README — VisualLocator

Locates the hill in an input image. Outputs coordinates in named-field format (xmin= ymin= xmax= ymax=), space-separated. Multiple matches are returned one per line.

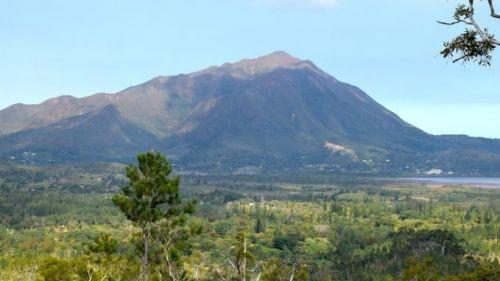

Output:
xmin=1 ymin=51 xmax=499 ymax=175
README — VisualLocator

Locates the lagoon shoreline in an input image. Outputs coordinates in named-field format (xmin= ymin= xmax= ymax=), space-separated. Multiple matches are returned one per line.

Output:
xmin=388 ymin=177 xmax=500 ymax=189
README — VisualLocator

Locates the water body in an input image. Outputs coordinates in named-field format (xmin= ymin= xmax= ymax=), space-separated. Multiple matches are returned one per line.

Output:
xmin=394 ymin=177 xmax=500 ymax=188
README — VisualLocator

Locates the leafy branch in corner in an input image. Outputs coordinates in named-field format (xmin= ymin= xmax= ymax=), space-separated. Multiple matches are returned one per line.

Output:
xmin=439 ymin=0 xmax=500 ymax=66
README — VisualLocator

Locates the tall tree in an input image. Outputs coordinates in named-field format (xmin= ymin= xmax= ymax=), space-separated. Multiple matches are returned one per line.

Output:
xmin=112 ymin=152 xmax=183 ymax=281
xmin=216 ymin=232 xmax=259 ymax=281
xmin=440 ymin=0 xmax=500 ymax=66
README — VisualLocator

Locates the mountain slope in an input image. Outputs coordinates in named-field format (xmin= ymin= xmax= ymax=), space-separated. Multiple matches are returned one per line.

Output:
xmin=0 ymin=94 xmax=109 ymax=136
xmin=0 ymin=51 xmax=499 ymax=175
xmin=0 ymin=105 xmax=160 ymax=164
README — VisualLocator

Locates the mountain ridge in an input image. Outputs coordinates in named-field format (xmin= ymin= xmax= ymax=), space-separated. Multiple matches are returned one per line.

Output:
xmin=1 ymin=51 xmax=500 ymax=175
xmin=0 ymin=51 xmax=322 ymax=138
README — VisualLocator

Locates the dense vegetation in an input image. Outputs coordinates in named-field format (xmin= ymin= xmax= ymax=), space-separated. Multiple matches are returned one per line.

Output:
xmin=0 ymin=160 xmax=499 ymax=280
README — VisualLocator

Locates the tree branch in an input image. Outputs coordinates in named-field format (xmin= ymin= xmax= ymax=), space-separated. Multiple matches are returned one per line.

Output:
xmin=488 ymin=0 xmax=500 ymax=18
xmin=437 ymin=19 xmax=472 ymax=26
xmin=468 ymin=0 xmax=500 ymax=45
xmin=215 ymin=268 xmax=227 ymax=281
xmin=220 ymin=253 xmax=238 ymax=271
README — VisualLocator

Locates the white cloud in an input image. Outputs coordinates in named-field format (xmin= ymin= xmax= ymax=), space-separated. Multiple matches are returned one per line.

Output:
xmin=256 ymin=0 xmax=338 ymax=9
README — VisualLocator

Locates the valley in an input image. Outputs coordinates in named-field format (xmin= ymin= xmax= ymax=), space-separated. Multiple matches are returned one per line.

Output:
xmin=0 ymin=162 xmax=499 ymax=280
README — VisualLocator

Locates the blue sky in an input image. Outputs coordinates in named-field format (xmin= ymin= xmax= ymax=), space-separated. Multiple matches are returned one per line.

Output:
xmin=1 ymin=0 xmax=499 ymax=138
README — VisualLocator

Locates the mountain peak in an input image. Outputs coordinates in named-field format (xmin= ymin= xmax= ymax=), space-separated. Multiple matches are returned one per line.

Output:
xmin=227 ymin=51 xmax=304 ymax=75
xmin=249 ymin=50 xmax=302 ymax=65
xmin=195 ymin=51 xmax=317 ymax=78
xmin=268 ymin=50 xmax=293 ymax=56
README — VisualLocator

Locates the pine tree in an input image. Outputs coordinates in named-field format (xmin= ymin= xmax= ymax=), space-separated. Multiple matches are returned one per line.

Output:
xmin=112 ymin=152 xmax=184 ymax=280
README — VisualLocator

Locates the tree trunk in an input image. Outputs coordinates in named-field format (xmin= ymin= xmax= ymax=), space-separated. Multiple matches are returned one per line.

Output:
xmin=242 ymin=235 xmax=247 ymax=281
xmin=141 ymin=225 xmax=150 ymax=281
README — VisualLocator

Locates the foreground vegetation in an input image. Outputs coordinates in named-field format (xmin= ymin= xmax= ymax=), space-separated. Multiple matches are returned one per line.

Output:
xmin=0 ymin=158 xmax=499 ymax=280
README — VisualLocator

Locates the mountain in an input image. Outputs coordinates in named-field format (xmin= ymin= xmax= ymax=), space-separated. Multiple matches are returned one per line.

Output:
xmin=1 ymin=51 xmax=500 ymax=175
xmin=0 ymin=105 xmax=159 ymax=164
